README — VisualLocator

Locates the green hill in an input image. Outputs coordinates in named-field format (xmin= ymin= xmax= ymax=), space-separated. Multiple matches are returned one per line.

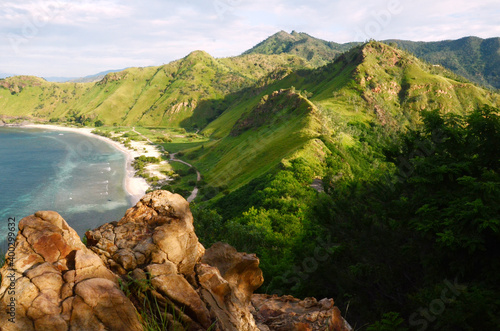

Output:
xmin=186 ymin=41 xmax=500 ymax=329
xmin=245 ymin=32 xmax=500 ymax=89
xmin=192 ymin=88 xmax=325 ymax=191
xmin=175 ymin=41 xmax=499 ymax=195
xmin=0 ymin=52 xmax=310 ymax=127
xmin=2 ymin=33 xmax=499 ymax=127
xmin=243 ymin=30 xmax=358 ymax=67
xmin=387 ymin=36 xmax=500 ymax=89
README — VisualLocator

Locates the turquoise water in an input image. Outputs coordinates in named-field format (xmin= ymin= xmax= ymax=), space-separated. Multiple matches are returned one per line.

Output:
xmin=0 ymin=127 xmax=131 ymax=248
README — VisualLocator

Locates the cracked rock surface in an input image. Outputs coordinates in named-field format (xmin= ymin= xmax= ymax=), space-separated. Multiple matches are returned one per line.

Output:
xmin=0 ymin=211 xmax=142 ymax=331
xmin=0 ymin=191 xmax=351 ymax=331
xmin=251 ymin=294 xmax=352 ymax=331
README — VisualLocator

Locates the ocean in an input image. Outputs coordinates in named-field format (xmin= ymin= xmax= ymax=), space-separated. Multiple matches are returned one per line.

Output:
xmin=0 ymin=127 xmax=131 ymax=250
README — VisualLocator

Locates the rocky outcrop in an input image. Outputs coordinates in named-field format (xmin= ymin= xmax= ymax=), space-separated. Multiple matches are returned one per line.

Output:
xmin=251 ymin=295 xmax=352 ymax=331
xmin=198 ymin=242 xmax=264 ymax=330
xmin=85 ymin=190 xmax=213 ymax=330
xmin=0 ymin=211 xmax=142 ymax=331
xmin=0 ymin=190 xmax=351 ymax=331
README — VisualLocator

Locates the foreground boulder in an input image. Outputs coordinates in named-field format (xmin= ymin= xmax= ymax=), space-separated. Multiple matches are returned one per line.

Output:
xmin=0 ymin=190 xmax=351 ymax=330
xmin=0 ymin=211 xmax=142 ymax=331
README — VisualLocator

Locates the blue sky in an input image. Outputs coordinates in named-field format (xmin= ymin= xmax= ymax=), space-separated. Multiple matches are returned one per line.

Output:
xmin=1 ymin=0 xmax=499 ymax=77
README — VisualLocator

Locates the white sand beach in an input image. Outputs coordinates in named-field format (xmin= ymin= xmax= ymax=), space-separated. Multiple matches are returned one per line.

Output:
xmin=21 ymin=124 xmax=155 ymax=205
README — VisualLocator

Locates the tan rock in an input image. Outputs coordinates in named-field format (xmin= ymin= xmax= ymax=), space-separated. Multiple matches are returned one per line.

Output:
xmin=26 ymin=263 xmax=63 ymax=293
xmin=34 ymin=314 xmax=68 ymax=331
xmin=69 ymin=296 xmax=106 ymax=331
xmin=251 ymin=294 xmax=352 ymax=331
xmin=74 ymin=278 xmax=142 ymax=331
xmin=74 ymin=249 xmax=116 ymax=283
xmin=197 ymin=262 xmax=260 ymax=331
xmin=113 ymin=248 xmax=138 ymax=271
xmin=1 ymin=191 xmax=352 ymax=331
xmin=86 ymin=191 xmax=213 ymax=330
xmin=27 ymin=290 xmax=61 ymax=320
xmin=10 ymin=236 xmax=44 ymax=274
xmin=34 ymin=211 xmax=65 ymax=229
xmin=152 ymin=274 xmax=212 ymax=328
xmin=0 ymin=211 xmax=142 ymax=331
xmin=202 ymin=242 xmax=264 ymax=303
xmin=87 ymin=191 xmax=205 ymax=278
xmin=145 ymin=262 xmax=177 ymax=277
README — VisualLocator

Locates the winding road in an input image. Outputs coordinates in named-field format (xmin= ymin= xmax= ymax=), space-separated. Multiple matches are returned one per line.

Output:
xmin=132 ymin=128 xmax=201 ymax=202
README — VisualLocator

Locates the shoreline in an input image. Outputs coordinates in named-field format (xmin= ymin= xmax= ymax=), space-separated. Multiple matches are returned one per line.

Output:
xmin=19 ymin=124 xmax=151 ymax=205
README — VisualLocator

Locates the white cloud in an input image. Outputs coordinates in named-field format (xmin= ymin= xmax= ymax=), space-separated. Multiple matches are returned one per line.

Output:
xmin=0 ymin=0 xmax=499 ymax=77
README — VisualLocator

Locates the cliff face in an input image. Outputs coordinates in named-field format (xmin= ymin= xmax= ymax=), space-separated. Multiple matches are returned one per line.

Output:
xmin=0 ymin=190 xmax=351 ymax=331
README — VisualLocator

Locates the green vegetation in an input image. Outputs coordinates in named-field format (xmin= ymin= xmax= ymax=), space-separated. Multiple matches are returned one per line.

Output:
xmin=133 ymin=155 xmax=161 ymax=171
xmin=387 ymin=36 xmax=500 ymax=89
xmin=160 ymin=161 xmax=197 ymax=199
xmin=188 ymin=42 xmax=500 ymax=329
xmin=247 ymin=32 xmax=500 ymax=90
xmin=118 ymin=272 xmax=209 ymax=330
xmin=1 ymin=38 xmax=500 ymax=330
xmin=243 ymin=30 xmax=357 ymax=67
xmin=0 ymin=53 xmax=310 ymax=127
xmin=189 ymin=41 xmax=497 ymax=196
xmin=193 ymin=104 xmax=500 ymax=330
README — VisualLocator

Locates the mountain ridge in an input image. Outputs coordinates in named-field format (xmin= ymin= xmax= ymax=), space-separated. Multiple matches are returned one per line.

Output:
xmin=176 ymin=41 xmax=499 ymax=195
xmin=0 ymin=52 xmax=311 ymax=127
xmin=245 ymin=31 xmax=500 ymax=89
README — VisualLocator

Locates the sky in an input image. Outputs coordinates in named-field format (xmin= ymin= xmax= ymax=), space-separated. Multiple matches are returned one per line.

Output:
xmin=1 ymin=0 xmax=499 ymax=78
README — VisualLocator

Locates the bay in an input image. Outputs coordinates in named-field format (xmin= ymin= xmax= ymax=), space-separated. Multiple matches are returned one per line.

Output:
xmin=0 ymin=127 xmax=131 ymax=251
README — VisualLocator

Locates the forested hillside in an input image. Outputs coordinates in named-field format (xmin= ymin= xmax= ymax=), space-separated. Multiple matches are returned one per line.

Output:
xmin=243 ymin=30 xmax=358 ymax=67
xmin=245 ymin=31 xmax=500 ymax=90
xmin=388 ymin=36 xmax=500 ymax=89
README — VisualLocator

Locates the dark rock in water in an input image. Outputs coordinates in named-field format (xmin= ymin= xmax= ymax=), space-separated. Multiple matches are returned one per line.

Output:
xmin=0 ymin=190 xmax=351 ymax=331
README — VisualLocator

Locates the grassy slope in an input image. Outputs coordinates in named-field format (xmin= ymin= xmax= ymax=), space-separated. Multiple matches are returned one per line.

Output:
xmin=295 ymin=42 xmax=497 ymax=129
xmin=0 ymin=52 xmax=310 ymax=126
xmin=188 ymin=42 xmax=499 ymax=195
xmin=1 ymin=41 xmax=499 ymax=199
xmin=193 ymin=89 xmax=325 ymax=190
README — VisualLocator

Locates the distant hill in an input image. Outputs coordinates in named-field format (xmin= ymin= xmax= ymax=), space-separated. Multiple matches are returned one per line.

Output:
xmin=245 ymin=31 xmax=500 ymax=89
xmin=386 ymin=36 xmax=500 ymax=89
xmin=243 ymin=30 xmax=358 ymax=67
xmin=0 ymin=72 xmax=14 ymax=79
xmin=43 ymin=69 xmax=128 ymax=83
xmin=69 ymin=69 xmax=129 ymax=83
xmin=43 ymin=76 xmax=78 ymax=83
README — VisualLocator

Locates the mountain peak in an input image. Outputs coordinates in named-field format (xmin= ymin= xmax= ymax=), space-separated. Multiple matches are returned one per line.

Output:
xmin=184 ymin=50 xmax=214 ymax=60
xmin=271 ymin=30 xmax=297 ymax=41
xmin=243 ymin=31 xmax=353 ymax=67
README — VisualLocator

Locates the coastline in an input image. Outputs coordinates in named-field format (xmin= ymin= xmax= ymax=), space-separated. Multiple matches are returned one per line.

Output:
xmin=20 ymin=124 xmax=151 ymax=205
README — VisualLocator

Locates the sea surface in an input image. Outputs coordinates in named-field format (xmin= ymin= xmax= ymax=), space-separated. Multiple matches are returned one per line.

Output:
xmin=0 ymin=127 xmax=131 ymax=251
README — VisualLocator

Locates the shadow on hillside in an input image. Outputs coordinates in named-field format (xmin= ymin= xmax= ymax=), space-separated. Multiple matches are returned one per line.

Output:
xmin=179 ymin=66 xmax=324 ymax=132
xmin=179 ymin=85 xmax=258 ymax=131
